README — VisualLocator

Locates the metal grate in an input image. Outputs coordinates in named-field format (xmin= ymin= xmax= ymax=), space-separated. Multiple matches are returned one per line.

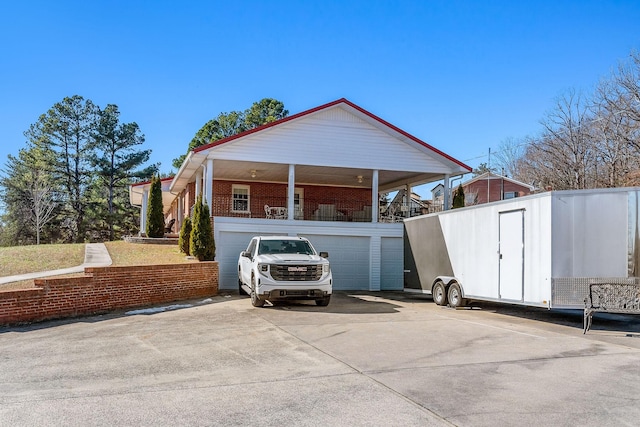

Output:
xmin=270 ymin=264 xmax=323 ymax=281
xmin=552 ymin=277 xmax=639 ymax=308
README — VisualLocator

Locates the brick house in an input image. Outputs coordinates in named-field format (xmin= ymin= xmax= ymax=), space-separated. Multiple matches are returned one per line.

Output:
xmin=462 ymin=172 xmax=534 ymax=206
xmin=130 ymin=98 xmax=471 ymax=291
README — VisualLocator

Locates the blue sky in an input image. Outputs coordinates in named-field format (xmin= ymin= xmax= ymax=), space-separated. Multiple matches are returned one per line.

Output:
xmin=1 ymin=0 xmax=639 ymax=198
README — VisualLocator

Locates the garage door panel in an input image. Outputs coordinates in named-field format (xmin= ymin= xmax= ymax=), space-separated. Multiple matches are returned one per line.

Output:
xmin=214 ymin=219 xmax=403 ymax=292
xmin=304 ymin=235 xmax=370 ymax=290
xmin=381 ymin=237 xmax=403 ymax=290
xmin=217 ymin=232 xmax=257 ymax=290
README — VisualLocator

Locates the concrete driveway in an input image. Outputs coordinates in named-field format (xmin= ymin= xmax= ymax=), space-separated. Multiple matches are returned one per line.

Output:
xmin=1 ymin=291 xmax=640 ymax=426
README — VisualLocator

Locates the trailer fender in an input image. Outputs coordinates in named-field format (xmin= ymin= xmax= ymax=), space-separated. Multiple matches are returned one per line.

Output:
xmin=434 ymin=276 xmax=459 ymax=289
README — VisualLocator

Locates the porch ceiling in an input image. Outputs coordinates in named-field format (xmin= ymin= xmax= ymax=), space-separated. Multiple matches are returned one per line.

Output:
xmin=213 ymin=160 xmax=445 ymax=192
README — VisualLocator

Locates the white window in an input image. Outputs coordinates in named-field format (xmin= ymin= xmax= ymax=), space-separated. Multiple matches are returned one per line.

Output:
xmin=232 ymin=185 xmax=250 ymax=212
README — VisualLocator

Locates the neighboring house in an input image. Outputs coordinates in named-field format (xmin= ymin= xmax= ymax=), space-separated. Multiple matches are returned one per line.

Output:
xmin=462 ymin=172 xmax=534 ymax=205
xmin=430 ymin=183 xmax=446 ymax=212
xmin=128 ymin=177 xmax=176 ymax=233
xmin=129 ymin=98 xmax=471 ymax=291
xmin=381 ymin=189 xmax=433 ymax=221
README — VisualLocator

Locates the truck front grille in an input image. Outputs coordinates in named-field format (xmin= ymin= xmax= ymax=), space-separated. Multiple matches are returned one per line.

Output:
xmin=271 ymin=264 xmax=322 ymax=281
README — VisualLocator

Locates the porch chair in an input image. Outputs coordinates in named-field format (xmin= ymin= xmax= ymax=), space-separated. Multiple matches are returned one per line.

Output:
xmin=164 ymin=218 xmax=176 ymax=233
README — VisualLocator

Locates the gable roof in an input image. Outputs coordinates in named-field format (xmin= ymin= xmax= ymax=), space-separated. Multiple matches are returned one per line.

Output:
xmin=170 ymin=98 xmax=471 ymax=193
xmin=431 ymin=183 xmax=445 ymax=192
xmin=192 ymin=98 xmax=470 ymax=169
xmin=129 ymin=177 xmax=175 ymax=213
xmin=462 ymin=172 xmax=534 ymax=190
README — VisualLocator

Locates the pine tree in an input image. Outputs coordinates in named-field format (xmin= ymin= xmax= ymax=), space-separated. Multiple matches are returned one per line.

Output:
xmin=190 ymin=194 xmax=215 ymax=261
xmin=146 ymin=175 xmax=164 ymax=237
xmin=91 ymin=104 xmax=156 ymax=240
xmin=178 ymin=216 xmax=192 ymax=255
xmin=24 ymin=95 xmax=97 ymax=242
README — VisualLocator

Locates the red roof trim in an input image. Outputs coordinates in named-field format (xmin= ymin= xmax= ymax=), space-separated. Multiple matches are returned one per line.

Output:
xmin=193 ymin=98 xmax=346 ymax=153
xmin=130 ymin=176 xmax=174 ymax=187
xmin=192 ymin=98 xmax=471 ymax=172
xmin=339 ymin=99 xmax=472 ymax=171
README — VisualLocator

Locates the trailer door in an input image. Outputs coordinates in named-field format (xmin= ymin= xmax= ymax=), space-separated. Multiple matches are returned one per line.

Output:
xmin=499 ymin=209 xmax=524 ymax=301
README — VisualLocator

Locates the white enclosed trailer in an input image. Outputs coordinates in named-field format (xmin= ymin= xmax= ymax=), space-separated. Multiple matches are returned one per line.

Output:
xmin=403 ymin=188 xmax=640 ymax=309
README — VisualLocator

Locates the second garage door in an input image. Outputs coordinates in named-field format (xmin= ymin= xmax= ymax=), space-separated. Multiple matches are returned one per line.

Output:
xmin=302 ymin=234 xmax=370 ymax=290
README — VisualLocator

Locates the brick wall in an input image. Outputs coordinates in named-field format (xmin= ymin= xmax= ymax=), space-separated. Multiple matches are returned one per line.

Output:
xmin=0 ymin=262 xmax=218 ymax=326
xmin=212 ymin=180 xmax=371 ymax=220
xmin=168 ymin=180 xmax=373 ymax=231
xmin=464 ymin=179 xmax=532 ymax=204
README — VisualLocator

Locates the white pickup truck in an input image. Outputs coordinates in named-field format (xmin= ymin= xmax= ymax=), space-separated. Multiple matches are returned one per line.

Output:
xmin=238 ymin=236 xmax=332 ymax=307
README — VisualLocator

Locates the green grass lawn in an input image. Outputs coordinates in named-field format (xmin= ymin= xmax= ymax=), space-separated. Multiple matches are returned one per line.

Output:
xmin=0 ymin=241 xmax=196 ymax=291
xmin=0 ymin=243 xmax=85 ymax=277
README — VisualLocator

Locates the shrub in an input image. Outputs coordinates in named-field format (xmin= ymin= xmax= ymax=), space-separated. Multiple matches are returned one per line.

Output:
xmin=452 ymin=184 xmax=465 ymax=209
xmin=178 ymin=216 xmax=192 ymax=255
xmin=146 ymin=175 xmax=165 ymax=238
xmin=190 ymin=195 xmax=215 ymax=261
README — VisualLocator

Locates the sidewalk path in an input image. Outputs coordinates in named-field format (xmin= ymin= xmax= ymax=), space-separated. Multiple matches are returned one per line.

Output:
xmin=0 ymin=243 xmax=112 ymax=285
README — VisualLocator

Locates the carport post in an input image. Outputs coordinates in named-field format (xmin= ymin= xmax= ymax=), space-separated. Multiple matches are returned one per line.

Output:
xmin=371 ymin=169 xmax=379 ymax=223
xmin=140 ymin=187 xmax=148 ymax=236
xmin=288 ymin=164 xmax=295 ymax=221
xmin=206 ymin=158 xmax=213 ymax=213
xmin=177 ymin=193 xmax=183 ymax=230
xmin=443 ymin=174 xmax=450 ymax=211
xmin=195 ymin=169 xmax=202 ymax=198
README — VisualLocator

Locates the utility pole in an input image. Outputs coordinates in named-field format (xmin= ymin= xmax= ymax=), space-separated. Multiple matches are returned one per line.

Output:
xmin=487 ymin=147 xmax=491 ymax=203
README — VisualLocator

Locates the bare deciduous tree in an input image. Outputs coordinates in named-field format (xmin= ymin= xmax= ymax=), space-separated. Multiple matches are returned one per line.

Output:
xmin=492 ymin=136 xmax=528 ymax=181
xmin=498 ymin=50 xmax=640 ymax=192
xmin=27 ymin=173 xmax=57 ymax=244
xmin=520 ymin=90 xmax=596 ymax=190
xmin=592 ymin=50 xmax=640 ymax=186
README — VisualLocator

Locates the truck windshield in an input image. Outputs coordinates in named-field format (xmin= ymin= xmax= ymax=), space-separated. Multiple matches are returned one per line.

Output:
xmin=258 ymin=240 xmax=315 ymax=255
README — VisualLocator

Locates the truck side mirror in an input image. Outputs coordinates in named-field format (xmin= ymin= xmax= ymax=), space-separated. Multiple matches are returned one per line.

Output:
xmin=319 ymin=251 xmax=329 ymax=258
xmin=241 ymin=251 xmax=251 ymax=258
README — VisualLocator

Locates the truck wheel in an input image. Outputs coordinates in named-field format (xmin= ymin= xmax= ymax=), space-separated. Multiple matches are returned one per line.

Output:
xmin=315 ymin=295 xmax=331 ymax=306
xmin=250 ymin=275 xmax=265 ymax=307
xmin=447 ymin=283 xmax=466 ymax=308
xmin=432 ymin=281 xmax=447 ymax=306
xmin=238 ymin=278 xmax=247 ymax=296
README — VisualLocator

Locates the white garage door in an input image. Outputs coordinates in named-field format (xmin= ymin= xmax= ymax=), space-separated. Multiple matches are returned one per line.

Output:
xmin=303 ymin=235 xmax=370 ymax=290
xmin=381 ymin=237 xmax=403 ymax=290
xmin=216 ymin=231 xmax=258 ymax=290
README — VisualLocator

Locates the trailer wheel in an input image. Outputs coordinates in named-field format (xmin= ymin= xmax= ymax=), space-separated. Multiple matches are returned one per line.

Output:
xmin=432 ymin=281 xmax=447 ymax=306
xmin=447 ymin=283 xmax=466 ymax=308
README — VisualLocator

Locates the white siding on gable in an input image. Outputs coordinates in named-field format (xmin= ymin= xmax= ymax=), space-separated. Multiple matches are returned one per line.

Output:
xmin=210 ymin=106 xmax=453 ymax=174
xmin=311 ymin=107 xmax=368 ymax=124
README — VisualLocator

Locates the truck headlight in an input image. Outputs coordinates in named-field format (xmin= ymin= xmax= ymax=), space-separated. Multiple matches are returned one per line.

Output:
xmin=323 ymin=263 xmax=330 ymax=274
xmin=258 ymin=263 xmax=269 ymax=276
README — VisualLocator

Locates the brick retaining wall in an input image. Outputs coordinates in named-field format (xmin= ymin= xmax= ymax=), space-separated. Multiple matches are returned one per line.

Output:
xmin=0 ymin=262 xmax=218 ymax=326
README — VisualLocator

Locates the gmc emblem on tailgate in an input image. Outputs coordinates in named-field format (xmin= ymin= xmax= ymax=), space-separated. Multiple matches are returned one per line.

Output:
xmin=288 ymin=266 xmax=307 ymax=272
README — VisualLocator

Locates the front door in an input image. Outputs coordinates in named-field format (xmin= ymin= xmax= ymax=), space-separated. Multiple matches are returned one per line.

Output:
xmin=499 ymin=209 xmax=524 ymax=301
